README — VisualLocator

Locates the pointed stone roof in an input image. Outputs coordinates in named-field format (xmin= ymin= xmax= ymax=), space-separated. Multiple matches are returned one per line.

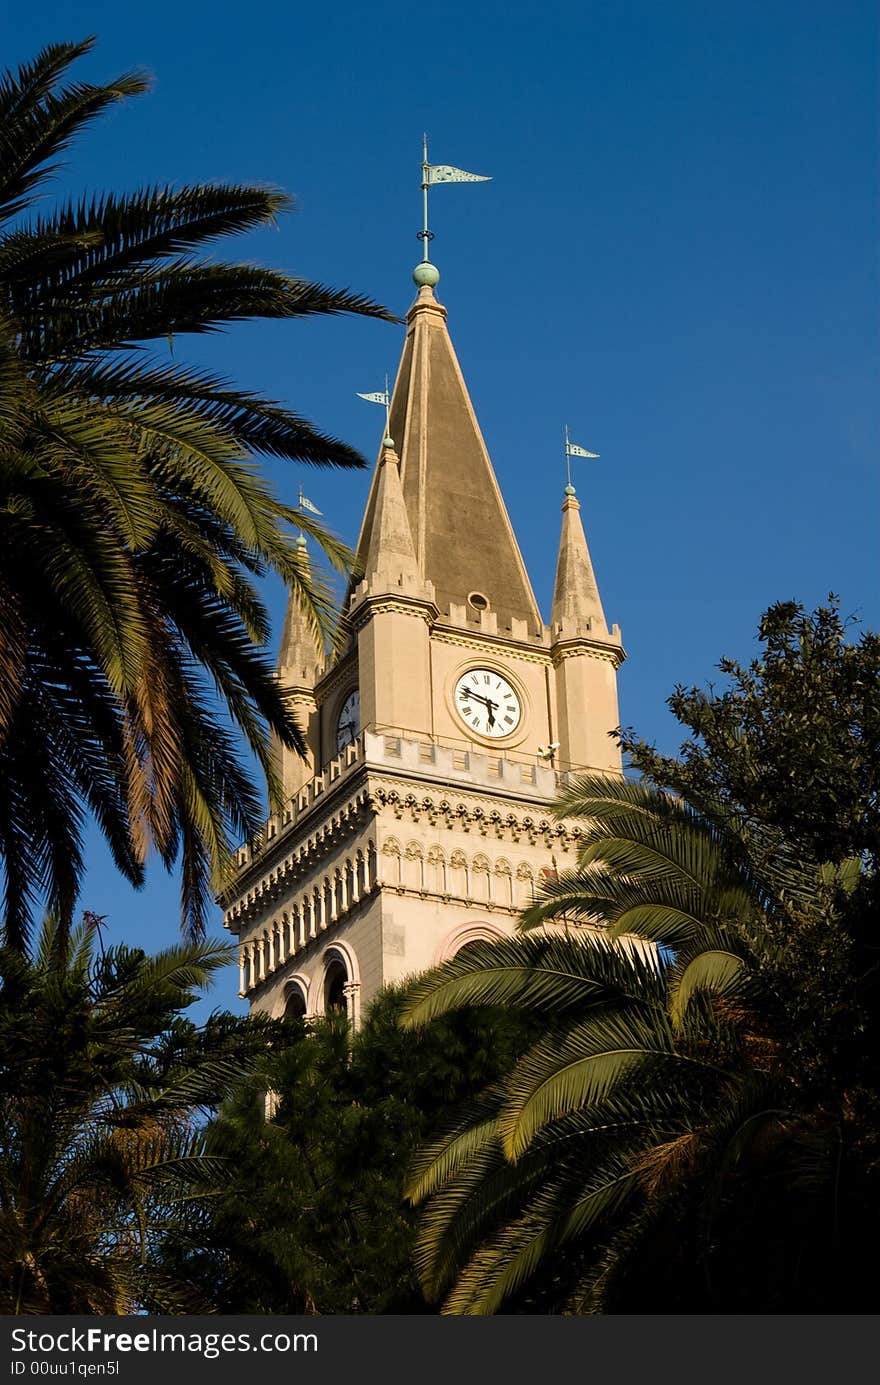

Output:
xmin=551 ymin=485 xmax=609 ymax=638
xmin=277 ymin=537 xmax=324 ymax=687
xmin=353 ymin=278 xmax=542 ymax=632
xmin=362 ymin=439 xmax=422 ymax=591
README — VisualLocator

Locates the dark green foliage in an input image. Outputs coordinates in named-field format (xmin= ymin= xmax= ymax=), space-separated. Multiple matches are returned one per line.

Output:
xmin=620 ymin=596 xmax=879 ymax=876
xmin=0 ymin=913 xmax=271 ymax=1313
xmin=621 ymin=596 xmax=880 ymax=1094
xmin=158 ymin=988 xmax=537 ymax=1313
xmin=402 ymin=603 xmax=880 ymax=1314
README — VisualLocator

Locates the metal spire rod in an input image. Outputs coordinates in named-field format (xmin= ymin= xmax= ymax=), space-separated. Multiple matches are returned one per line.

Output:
xmin=564 ymin=424 xmax=572 ymax=489
xmin=417 ymin=137 xmax=490 ymax=264
xmin=419 ymin=132 xmax=433 ymax=262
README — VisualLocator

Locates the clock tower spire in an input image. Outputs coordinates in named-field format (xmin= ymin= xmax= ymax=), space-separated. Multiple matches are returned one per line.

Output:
xmin=355 ymin=268 xmax=542 ymax=634
xmin=222 ymin=260 xmax=627 ymax=1025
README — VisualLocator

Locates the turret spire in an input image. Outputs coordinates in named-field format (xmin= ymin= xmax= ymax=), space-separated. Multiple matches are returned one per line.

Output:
xmin=275 ymin=536 xmax=325 ymax=799
xmin=551 ymin=484 xmax=608 ymax=637
xmin=278 ymin=537 xmax=323 ymax=685
xmin=361 ymin=438 xmax=422 ymax=590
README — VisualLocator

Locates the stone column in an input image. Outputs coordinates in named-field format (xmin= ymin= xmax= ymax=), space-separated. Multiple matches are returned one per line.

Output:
xmin=343 ymin=981 xmax=361 ymax=1030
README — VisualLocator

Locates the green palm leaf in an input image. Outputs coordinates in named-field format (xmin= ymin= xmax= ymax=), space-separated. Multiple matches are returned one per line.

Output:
xmin=0 ymin=39 xmax=394 ymax=944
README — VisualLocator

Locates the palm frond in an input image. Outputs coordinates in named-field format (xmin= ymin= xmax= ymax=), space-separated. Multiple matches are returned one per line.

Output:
xmin=401 ymin=934 xmax=665 ymax=1030
xmin=0 ymin=61 xmax=149 ymax=223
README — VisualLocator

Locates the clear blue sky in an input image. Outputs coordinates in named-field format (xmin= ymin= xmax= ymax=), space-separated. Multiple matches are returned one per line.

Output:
xmin=5 ymin=1 xmax=878 ymax=1015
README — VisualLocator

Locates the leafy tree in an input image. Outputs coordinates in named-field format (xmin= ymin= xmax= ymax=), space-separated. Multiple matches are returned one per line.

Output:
xmin=160 ymin=988 xmax=537 ymax=1313
xmin=0 ymin=913 xmax=269 ymax=1313
xmin=620 ymin=597 xmax=879 ymax=880
xmin=621 ymin=596 xmax=880 ymax=1096
xmin=402 ymin=603 xmax=880 ymax=1313
xmin=0 ymin=39 xmax=394 ymax=945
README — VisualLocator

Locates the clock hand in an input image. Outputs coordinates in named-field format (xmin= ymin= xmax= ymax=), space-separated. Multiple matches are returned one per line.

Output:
xmin=462 ymin=686 xmax=500 ymax=730
xmin=464 ymin=687 xmax=498 ymax=710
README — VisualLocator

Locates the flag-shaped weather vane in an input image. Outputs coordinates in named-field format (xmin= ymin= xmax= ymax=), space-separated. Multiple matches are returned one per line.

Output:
xmin=297 ymin=484 xmax=321 ymax=517
xmin=414 ymin=135 xmax=491 ymax=289
xmin=356 ymin=374 xmax=393 ymax=447
xmin=564 ymin=425 xmax=600 ymax=491
xmin=295 ymin=484 xmax=322 ymax=553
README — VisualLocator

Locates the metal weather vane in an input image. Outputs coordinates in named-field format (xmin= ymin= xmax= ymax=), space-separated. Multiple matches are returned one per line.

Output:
xmin=356 ymin=374 xmax=393 ymax=443
xmin=295 ymin=484 xmax=322 ymax=548
xmin=563 ymin=424 xmax=600 ymax=489
xmin=297 ymin=484 xmax=321 ymax=517
xmin=418 ymin=134 xmax=491 ymax=262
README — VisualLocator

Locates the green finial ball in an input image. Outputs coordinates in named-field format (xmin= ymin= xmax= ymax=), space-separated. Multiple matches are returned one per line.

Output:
xmin=413 ymin=261 xmax=440 ymax=288
xmin=564 ymin=483 xmax=576 ymax=497
xmin=383 ymin=434 xmax=395 ymax=449
xmin=296 ymin=533 xmax=308 ymax=551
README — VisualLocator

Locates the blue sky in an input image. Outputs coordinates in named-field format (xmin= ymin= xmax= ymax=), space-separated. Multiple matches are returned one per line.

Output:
xmin=5 ymin=1 xmax=878 ymax=1015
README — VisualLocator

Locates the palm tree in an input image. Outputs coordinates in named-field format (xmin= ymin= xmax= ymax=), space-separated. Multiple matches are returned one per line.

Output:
xmin=0 ymin=912 xmax=270 ymax=1313
xmin=0 ymin=38 xmax=395 ymax=945
xmin=402 ymin=775 xmax=872 ymax=1313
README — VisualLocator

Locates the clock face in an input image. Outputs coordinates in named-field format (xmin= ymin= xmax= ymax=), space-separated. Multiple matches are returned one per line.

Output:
xmin=454 ymin=669 xmax=522 ymax=739
xmin=336 ymin=688 xmax=360 ymax=752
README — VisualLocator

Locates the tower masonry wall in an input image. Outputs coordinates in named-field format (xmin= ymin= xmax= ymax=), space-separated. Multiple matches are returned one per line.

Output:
xmin=223 ymin=730 xmax=591 ymax=1023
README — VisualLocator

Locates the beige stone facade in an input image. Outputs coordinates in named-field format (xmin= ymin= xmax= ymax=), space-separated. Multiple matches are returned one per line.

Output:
xmin=220 ymin=274 xmax=626 ymax=1023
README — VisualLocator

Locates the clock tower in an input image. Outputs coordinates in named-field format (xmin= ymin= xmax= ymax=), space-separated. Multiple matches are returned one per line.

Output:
xmin=221 ymin=262 xmax=626 ymax=1024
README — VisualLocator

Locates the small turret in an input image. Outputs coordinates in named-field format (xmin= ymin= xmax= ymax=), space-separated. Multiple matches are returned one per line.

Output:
xmin=278 ymin=536 xmax=324 ymax=685
xmin=275 ymin=536 xmax=324 ymax=798
xmin=551 ymin=484 xmax=608 ymax=638
xmin=361 ymin=438 xmax=422 ymax=592
xmin=549 ymin=484 xmax=624 ymax=774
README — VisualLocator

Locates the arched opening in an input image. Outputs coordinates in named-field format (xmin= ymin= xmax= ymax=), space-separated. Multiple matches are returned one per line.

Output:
xmin=284 ymin=985 xmax=307 ymax=1021
xmin=324 ymin=956 xmax=348 ymax=1014
xmin=434 ymin=922 xmax=508 ymax=966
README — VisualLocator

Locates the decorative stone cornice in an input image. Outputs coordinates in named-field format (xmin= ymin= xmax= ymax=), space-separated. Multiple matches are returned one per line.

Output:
xmin=348 ymin=593 xmax=439 ymax=631
xmin=222 ymin=758 xmax=587 ymax=935
xmin=220 ymin=779 xmax=372 ymax=915
xmin=367 ymin=775 xmax=583 ymax=850
xmin=430 ymin=626 xmax=553 ymax=666
xmin=552 ymin=637 xmax=626 ymax=668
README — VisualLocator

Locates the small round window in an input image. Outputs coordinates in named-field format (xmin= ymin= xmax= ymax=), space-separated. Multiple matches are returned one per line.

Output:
xmin=468 ymin=591 xmax=489 ymax=612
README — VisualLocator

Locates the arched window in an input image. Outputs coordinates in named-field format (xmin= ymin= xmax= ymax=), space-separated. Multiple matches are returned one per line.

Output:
xmin=472 ymin=854 xmax=491 ymax=903
xmin=284 ymin=984 xmax=307 ymax=1021
xmin=516 ymin=862 xmax=535 ymax=907
xmin=494 ymin=859 xmax=513 ymax=908
xmin=324 ymin=956 xmax=348 ymax=1014
xmin=381 ymin=838 xmax=401 ymax=887
xmin=404 ymin=841 xmax=424 ymax=890
xmin=450 ymin=850 xmax=468 ymax=898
